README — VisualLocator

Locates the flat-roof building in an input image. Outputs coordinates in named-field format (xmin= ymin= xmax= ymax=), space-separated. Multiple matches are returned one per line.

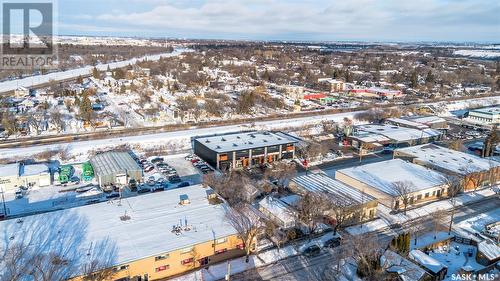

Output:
xmin=395 ymin=144 xmax=500 ymax=190
xmin=0 ymin=162 xmax=50 ymax=193
xmin=291 ymin=173 xmax=378 ymax=222
xmin=466 ymin=106 xmax=500 ymax=125
xmin=193 ymin=131 xmax=299 ymax=170
xmin=349 ymin=124 xmax=443 ymax=151
xmin=90 ymin=152 xmax=142 ymax=187
xmin=336 ymin=159 xmax=447 ymax=209
xmin=0 ymin=184 xmax=244 ymax=280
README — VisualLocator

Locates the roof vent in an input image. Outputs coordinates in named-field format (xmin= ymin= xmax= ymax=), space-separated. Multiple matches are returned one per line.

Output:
xmin=216 ymin=145 xmax=221 ymax=149
xmin=233 ymin=143 xmax=238 ymax=147
xmin=263 ymin=139 xmax=268 ymax=143
xmin=205 ymin=139 xmax=210 ymax=143
xmin=250 ymin=134 xmax=256 ymax=138
xmin=248 ymin=141 xmax=253 ymax=145
xmin=180 ymin=194 xmax=190 ymax=205
xmin=236 ymin=136 xmax=241 ymax=139
xmin=221 ymin=137 xmax=226 ymax=141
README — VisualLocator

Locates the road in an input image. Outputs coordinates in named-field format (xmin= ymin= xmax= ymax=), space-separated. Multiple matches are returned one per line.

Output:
xmin=227 ymin=196 xmax=500 ymax=281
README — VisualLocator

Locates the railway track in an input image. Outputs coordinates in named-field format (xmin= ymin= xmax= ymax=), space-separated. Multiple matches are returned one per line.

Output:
xmin=1 ymin=94 xmax=499 ymax=149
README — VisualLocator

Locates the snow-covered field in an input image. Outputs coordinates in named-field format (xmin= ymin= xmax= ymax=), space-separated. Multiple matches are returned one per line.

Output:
xmin=453 ymin=49 xmax=500 ymax=59
xmin=0 ymin=48 xmax=191 ymax=93
xmin=1 ymin=111 xmax=361 ymax=161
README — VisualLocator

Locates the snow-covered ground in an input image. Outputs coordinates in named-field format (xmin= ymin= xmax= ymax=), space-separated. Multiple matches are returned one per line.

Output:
xmin=453 ymin=50 xmax=500 ymax=59
xmin=346 ymin=187 xmax=498 ymax=235
xmin=0 ymin=48 xmax=191 ymax=93
xmin=430 ymin=242 xmax=485 ymax=281
xmin=1 ymin=111 xmax=362 ymax=161
xmin=171 ymin=232 xmax=339 ymax=281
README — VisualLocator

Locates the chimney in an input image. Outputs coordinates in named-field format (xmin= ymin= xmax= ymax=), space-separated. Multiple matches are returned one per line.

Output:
xmin=179 ymin=194 xmax=190 ymax=205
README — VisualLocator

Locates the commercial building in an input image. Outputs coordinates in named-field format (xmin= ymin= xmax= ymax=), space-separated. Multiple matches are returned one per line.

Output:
xmin=193 ymin=131 xmax=299 ymax=170
xmin=336 ymin=159 xmax=447 ymax=209
xmin=90 ymin=152 xmax=142 ymax=187
xmin=348 ymin=88 xmax=402 ymax=99
xmin=290 ymin=173 xmax=378 ymax=222
xmin=385 ymin=116 xmax=448 ymax=131
xmin=349 ymin=124 xmax=443 ymax=151
xmin=0 ymin=162 xmax=51 ymax=193
xmin=395 ymin=144 xmax=500 ymax=191
xmin=466 ymin=106 xmax=500 ymax=125
xmin=0 ymin=185 xmax=244 ymax=281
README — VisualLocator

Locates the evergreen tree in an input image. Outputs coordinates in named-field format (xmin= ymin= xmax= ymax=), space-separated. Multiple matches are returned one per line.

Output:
xmin=425 ymin=70 xmax=435 ymax=84
xmin=92 ymin=67 xmax=99 ymax=79
xmin=410 ymin=70 xmax=418 ymax=88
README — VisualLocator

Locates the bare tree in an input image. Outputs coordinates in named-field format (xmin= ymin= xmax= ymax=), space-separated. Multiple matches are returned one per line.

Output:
xmin=392 ymin=181 xmax=415 ymax=215
xmin=264 ymin=161 xmax=297 ymax=190
xmin=296 ymin=192 xmax=328 ymax=239
xmin=0 ymin=212 xmax=117 ymax=281
xmin=431 ymin=209 xmax=449 ymax=239
xmin=327 ymin=192 xmax=362 ymax=236
xmin=440 ymin=174 xmax=464 ymax=234
xmin=224 ymin=203 xmax=262 ymax=263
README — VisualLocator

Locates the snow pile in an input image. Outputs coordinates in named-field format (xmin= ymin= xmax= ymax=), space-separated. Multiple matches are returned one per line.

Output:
xmin=453 ymin=50 xmax=500 ymax=59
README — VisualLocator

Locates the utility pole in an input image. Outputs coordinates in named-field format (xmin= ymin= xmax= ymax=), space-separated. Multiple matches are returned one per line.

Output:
xmin=225 ymin=261 xmax=231 ymax=281
xmin=0 ymin=187 xmax=7 ymax=218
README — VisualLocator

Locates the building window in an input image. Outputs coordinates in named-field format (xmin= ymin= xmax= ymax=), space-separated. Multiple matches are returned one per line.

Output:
xmin=216 ymin=238 xmax=227 ymax=244
xmin=115 ymin=265 xmax=129 ymax=272
xmin=425 ymin=192 xmax=430 ymax=198
xmin=219 ymin=154 xmax=228 ymax=161
xmin=155 ymin=265 xmax=170 ymax=272
xmin=180 ymin=247 xmax=193 ymax=254
xmin=181 ymin=258 xmax=194 ymax=265
xmin=416 ymin=195 xmax=422 ymax=200
xmin=215 ymin=248 xmax=228 ymax=255
xmin=155 ymin=254 xmax=169 ymax=261
xmin=432 ymin=191 xmax=436 ymax=196
xmin=236 ymin=243 xmax=245 ymax=250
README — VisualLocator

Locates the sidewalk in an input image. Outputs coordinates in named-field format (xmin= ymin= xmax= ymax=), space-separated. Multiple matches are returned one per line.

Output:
xmin=170 ymin=232 xmax=338 ymax=281
xmin=346 ymin=187 xmax=497 ymax=235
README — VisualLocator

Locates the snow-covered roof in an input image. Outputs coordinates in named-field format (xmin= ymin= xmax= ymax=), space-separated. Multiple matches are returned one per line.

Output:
xmin=337 ymin=159 xmax=445 ymax=196
xmin=470 ymin=106 xmax=500 ymax=116
xmin=0 ymin=184 xmax=238 ymax=275
xmin=0 ymin=163 xmax=20 ymax=177
xmin=386 ymin=118 xmax=429 ymax=130
xmin=356 ymin=124 xmax=442 ymax=143
xmin=407 ymin=116 xmax=446 ymax=126
xmin=477 ymin=240 xmax=500 ymax=261
xmin=381 ymin=250 xmax=428 ymax=281
xmin=195 ymin=131 xmax=299 ymax=153
xmin=258 ymin=196 xmax=296 ymax=225
xmin=90 ymin=151 xmax=141 ymax=176
xmin=395 ymin=144 xmax=500 ymax=175
xmin=292 ymin=173 xmax=375 ymax=205
xmin=409 ymin=250 xmax=446 ymax=274
xmin=351 ymin=132 xmax=391 ymax=143
xmin=20 ymin=163 xmax=49 ymax=176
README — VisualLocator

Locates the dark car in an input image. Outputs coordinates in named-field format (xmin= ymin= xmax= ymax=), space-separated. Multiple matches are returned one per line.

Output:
xmin=129 ymin=179 xmax=138 ymax=191
xmin=151 ymin=157 xmax=164 ymax=164
xmin=152 ymin=187 xmax=165 ymax=192
xmin=137 ymin=188 xmax=151 ymax=194
xmin=177 ymin=182 xmax=190 ymax=188
xmin=303 ymin=245 xmax=321 ymax=257
xmin=169 ymin=175 xmax=182 ymax=183
xmin=106 ymin=193 xmax=120 ymax=199
xmin=323 ymin=238 xmax=341 ymax=248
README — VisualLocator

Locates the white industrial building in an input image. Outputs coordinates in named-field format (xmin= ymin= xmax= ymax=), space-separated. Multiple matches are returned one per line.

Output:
xmin=0 ymin=163 xmax=51 ymax=193
xmin=466 ymin=106 xmax=500 ymax=125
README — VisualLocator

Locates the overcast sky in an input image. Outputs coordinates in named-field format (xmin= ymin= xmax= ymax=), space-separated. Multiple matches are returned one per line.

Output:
xmin=57 ymin=0 xmax=499 ymax=42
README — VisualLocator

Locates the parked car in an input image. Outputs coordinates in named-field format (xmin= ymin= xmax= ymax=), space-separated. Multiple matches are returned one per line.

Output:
xmin=169 ymin=175 xmax=182 ymax=183
xmin=323 ymin=238 xmax=341 ymax=248
xmin=177 ymin=181 xmax=190 ymax=188
xmin=137 ymin=188 xmax=151 ymax=194
xmin=151 ymin=157 xmax=164 ymax=164
xmin=152 ymin=187 xmax=165 ymax=192
xmin=302 ymin=245 xmax=321 ymax=257
xmin=144 ymin=166 xmax=155 ymax=173
xmin=129 ymin=179 xmax=138 ymax=191
xmin=106 ymin=193 xmax=120 ymax=199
